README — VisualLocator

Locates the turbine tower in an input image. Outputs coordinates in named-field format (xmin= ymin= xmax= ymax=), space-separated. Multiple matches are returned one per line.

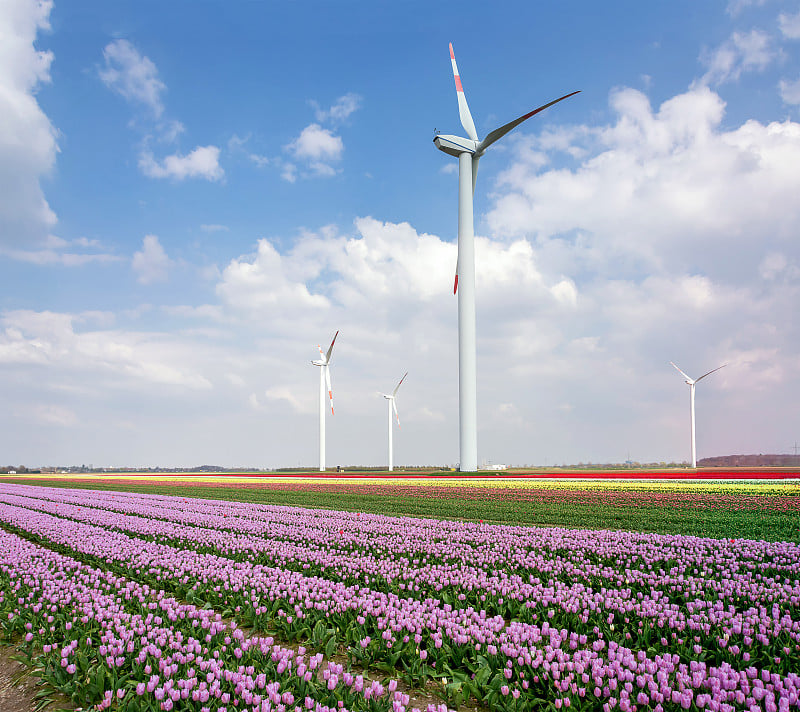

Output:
xmin=670 ymin=362 xmax=726 ymax=468
xmin=381 ymin=372 xmax=407 ymax=472
xmin=434 ymin=43 xmax=578 ymax=472
xmin=312 ymin=331 xmax=338 ymax=472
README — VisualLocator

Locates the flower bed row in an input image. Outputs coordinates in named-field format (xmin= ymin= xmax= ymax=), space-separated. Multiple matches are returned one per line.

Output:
xmin=1 ymin=486 xmax=799 ymax=710
xmin=0 ymin=526 xmax=447 ymax=712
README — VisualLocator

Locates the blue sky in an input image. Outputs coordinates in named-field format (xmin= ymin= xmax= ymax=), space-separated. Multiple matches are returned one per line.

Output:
xmin=2 ymin=0 xmax=799 ymax=468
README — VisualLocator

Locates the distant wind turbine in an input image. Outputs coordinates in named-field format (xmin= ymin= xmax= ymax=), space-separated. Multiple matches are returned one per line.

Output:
xmin=670 ymin=361 xmax=726 ymax=468
xmin=381 ymin=372 xmax=407 ymax=472
xmin=312 ymin=331 xmax=338 ymax=472
xmin=434 ymin=43 xmax=579 ymax=472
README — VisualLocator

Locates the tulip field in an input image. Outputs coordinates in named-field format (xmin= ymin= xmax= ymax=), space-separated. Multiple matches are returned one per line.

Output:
xmin=0 ymin=482 xmax=799 ymax=712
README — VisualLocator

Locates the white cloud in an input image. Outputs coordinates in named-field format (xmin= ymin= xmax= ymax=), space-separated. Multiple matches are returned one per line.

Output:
xmin=779 ymin=76 xmax=800 ymax=104
xmin=285 ymin=124 xmax=344 ymax=179
xmin=216 ymin=238 xmax=330 ymax=319
xmin=228 ymin=133 xmax=270 ymax=167
xmin=726 ymin=0 xmax=768 ymax=16
xmin=287 ymin=124 xmax=343 ymax=161
xmin=263 ymin=386 xmax=314 ymax=415
xmin=699 ymin=29 xmax=775 ymax=85
xmin=312 ymin=93 xmax=362 ymax=124
xmin=132 ymin=235 xmax=172 ymax=284
xmin=779 ymin=10 xmax=800 ymax=39
xmin=488 ymin=86 xmax=800 ymax=281
xmin=158 ymin=120 xmax=185 ymax=143
xmin=281 ymin=162 xmax=298 ymax=183
xmin=162 ymin=304 xmax=223 ymax=320
xmin=202 ymin=204 xmax=798 ymax=465
xmin=139 ymin=146 xmax=223 ymax=181
xmin=99 ymin=39 xmax=165 ymax=117
xmin=0 ymin=0 xmax=58 ymax=248
xmin=74 ymin=237 xmax=101 ymax=248
xmin=759 ymin=251 xmax=799 ymax=280
xmin=2 ymin=248 xmax=121 ymax=266
xmin=249 ymin=153 xmax=270 ymax=168
xmin=200 ymin=224 xmax=229 ymax=233
xmin=98 ymin=40 xmax=222 ymax=181
xmin=281 ymin=94 xmax=360 ymax=182
xmin=0 ymin=309 xmax=212 ymax=391
xmin=0 ymin=233 xmax=120 ymax=266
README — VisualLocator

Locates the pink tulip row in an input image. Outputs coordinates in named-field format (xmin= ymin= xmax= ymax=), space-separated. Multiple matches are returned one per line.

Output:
xmin=0 ymin=525 xmax=449 ymax=712
xmin=1 ymin=485 xmax=799 ymax=710
xmin=2 ymin=486 xmax=798 ymax=677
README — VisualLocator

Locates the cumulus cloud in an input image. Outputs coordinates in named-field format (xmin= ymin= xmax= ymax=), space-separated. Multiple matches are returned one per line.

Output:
xmin=203 ymin=200 xmax=797 ymax=465
xmin=699 ymin=29 xmax=775 ymax=85
xmin=464 ymin=81 xmax=799 ymax=458
xmin=139 ymin=146 xmax=224 ymax=181
xmin=97 ymin=39 xmax=223 ymax=181
xmin=488 ymin=86 xmax=800 ymax=283
xmin=726 ymin=0 xmax=768 ymax=16
xmin=289 ymin=124 xmax=343 ymax=161
xmin=216 ymin=238 xmax=330 ymax=319
xmin=779 ymin=77 xmax=800 ymax=104
xmin=779 ymin=10 xmax=800 ymax=39
xmin=284 ymin=93 xmax=360 ymax=180
xmin=1 ymin=234 xmax=121 ymax=266
xmin=132 ymin=235 xmax=172 ymax=284
xmin=99 ymin=39 xmax=166 ymax=117
xmin=312 ymin=93 xmax=362 ymax=124
xmin=263 ymin=386 xmax=314 ymax=415
xmin=0 ymin=0 xmax=58 ymax=248
xmin=0 ymin=309 xmax=212 ymax=390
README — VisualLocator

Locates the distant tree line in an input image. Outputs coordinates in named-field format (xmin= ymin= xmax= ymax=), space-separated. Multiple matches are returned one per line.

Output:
xmin=698 ymin=454 xmax=800 ymax=467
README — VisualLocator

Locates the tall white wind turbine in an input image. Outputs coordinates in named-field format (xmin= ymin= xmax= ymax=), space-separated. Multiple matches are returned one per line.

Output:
xmin=381 ymin=372 xmax=407 ymax=472
xmin=670 ymin=362 xmax=726 ymax=468
xmin=312 ymin=331 xmax=338 ymax=472
xmin=434 ymin=43 xmax=579 ymax=472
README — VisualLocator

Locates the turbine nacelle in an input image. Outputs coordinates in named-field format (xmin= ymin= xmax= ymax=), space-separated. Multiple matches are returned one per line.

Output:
xmin=433 ymin=134 xmax=478 ymax=157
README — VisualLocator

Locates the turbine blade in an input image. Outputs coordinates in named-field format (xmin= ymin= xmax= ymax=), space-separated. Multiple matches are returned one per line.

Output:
xmin=325 ymin=330 xmax=339 ymax=364
xmin=325 ymin=366 xmax=334 ymax=415
xmin=449 ymin=43 xmax=478 ymax=141
xmin=477 ymin=91 xmax=580 ymax=154
xmin=392 ymin=398 xmax=400 ymax=427
xmin=471 ymin=155 xmax=480 ymax=195
xmin=695 ymin=363 xmax=727 ymax=383
xmin=670 ymin=361 xmax=692 ymax=381
xmin=454 ymin=256 xmax=459 ymax=294
xmin=392 ymin=371 xmax=408 ymax=396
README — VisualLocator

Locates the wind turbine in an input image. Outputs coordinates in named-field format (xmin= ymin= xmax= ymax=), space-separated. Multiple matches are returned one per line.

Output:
xmin=670 ymin=362 xmax=726 ymax=468
xmin=381 ymin=372 xmax=407 ymax=472
xmin=312 ymin=331 xmax=338 ymax=472
xmin=434 ymin=43 xmax=579 ymax=472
